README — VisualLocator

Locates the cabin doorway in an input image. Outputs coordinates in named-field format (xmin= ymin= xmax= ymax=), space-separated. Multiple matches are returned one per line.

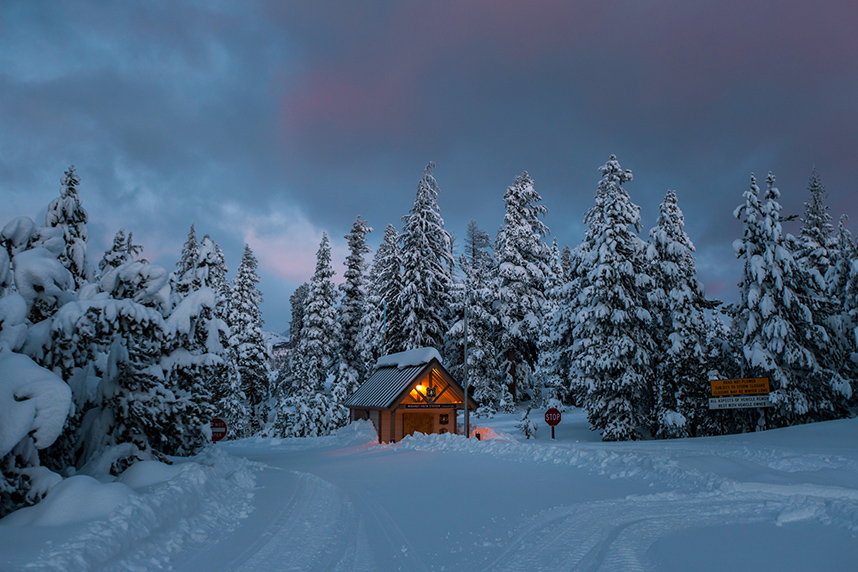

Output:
xmin=403 ymin=412 xmax=433 ymax=437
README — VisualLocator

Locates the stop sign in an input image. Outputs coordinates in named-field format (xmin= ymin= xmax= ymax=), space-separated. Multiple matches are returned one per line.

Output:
xmin=211 ymin=418 xmax=228 ymax=442
xmin=544 ymin=408 xmax=561 ymax=427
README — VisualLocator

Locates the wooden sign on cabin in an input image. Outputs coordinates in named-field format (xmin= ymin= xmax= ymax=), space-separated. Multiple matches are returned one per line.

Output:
xmin=344 ymin=347 xmax=477 ymax=443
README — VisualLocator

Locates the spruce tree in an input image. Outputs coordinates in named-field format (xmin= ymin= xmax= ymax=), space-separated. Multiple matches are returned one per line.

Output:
xmin=49 ymin=258 xmax=173 ymax=473
xmin=569 ymin=155 xmax=657 ymax=441
xmin=446 ymin=221 xmax=502 ymax=415
xmin=647 ymin=190 xmax=713 ymax=438
xmin=45 ymin=166 xmax=90 ymax=289
xmin=358 ymin=226 xmax=399 ymax=371
xmin=399 ymin=163 xmax=454 ymax=352
xmin=732 ymin=173 xmax=841 ymax=428
xmin=796 ymin=168 xmax=834 ymax=281
xmin=535 ymin=238 xmax=567 ymax=405
xmin=495 ymin=171 xmax=552 ymax=407
xmin=98 ymin=229 xmax=142 ymax=274
xmin=173 ymin=224 xmax=200 ymax=299
xmin=332 ymin=216 xmax=372 ymax=413
xmin=227 ymin=244 xmax=269 ymax=436
xmin=284 ymin=234 xmax=339 ymax=436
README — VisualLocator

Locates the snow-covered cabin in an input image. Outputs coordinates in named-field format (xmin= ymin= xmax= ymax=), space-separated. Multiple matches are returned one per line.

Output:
xmin=345 ymin=348 xmax=477 ymax=443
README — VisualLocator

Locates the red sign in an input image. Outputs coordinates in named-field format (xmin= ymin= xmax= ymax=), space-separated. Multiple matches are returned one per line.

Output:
xmin=211 ymin=418 xmax=227 ymax=442
xmin=544 ymin=408 xmax=561 ymax=427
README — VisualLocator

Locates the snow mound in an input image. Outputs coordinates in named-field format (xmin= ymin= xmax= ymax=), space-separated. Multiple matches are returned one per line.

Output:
xmin=0 ymin=475 xmax=134 ymax=526
xmin=3 ymin=446 xmax=256 ymax=571
xmin=375 ymin=347 xmax=442 ymax=369
xmin=116 ymin=460 xmax=184 ymax=489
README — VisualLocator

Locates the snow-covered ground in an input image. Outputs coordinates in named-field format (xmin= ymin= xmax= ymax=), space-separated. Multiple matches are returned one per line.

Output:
xmin=3 ymin=408 xmax=858 ymax=571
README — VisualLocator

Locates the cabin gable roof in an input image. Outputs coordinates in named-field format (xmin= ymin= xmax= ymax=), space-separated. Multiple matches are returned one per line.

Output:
xmin=344 ymin=357 xmax=476 ymax=410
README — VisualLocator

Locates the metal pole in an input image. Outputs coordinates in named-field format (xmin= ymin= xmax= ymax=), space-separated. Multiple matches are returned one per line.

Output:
xmin=463 ymin=284 xmax=470 ymax=438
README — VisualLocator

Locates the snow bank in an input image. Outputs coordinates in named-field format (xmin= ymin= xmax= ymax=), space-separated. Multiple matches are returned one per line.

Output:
xmin=1 ymin=446 xmax=256 ymax=571
xmin=375 ymin=346 xmax=442 ymax=369
xmin=0 ymin=475 xmax=134 ymax=526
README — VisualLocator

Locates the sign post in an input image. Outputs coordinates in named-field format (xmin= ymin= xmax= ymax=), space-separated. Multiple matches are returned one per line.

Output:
xmin=544 ymin=408 xmax=561 ymax=439
xmin=211 ymin=417 xmax=227 ymax=442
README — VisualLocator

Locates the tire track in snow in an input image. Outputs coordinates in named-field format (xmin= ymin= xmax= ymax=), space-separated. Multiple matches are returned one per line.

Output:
xmin=227 ymin=470 xmax=360 ymax=572
xmin=482 ymin=486 xmax=858 ymax=572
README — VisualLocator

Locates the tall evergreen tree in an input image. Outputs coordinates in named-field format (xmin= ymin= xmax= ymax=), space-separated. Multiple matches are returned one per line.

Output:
xmin=732 ymin=173 xmax=843 ymax=428
xmin=46 ymin=166 xmax=90 ymax=289
xmin=495 ymin=171 xmax=551 ymax=407
xmin=227 ymin=244 xmax=269 ymax=436
xmin=796 ymin=167 xmax=834 ymax=281
xmin=399 ymin=163 xmax=454 ymax=352
xmin=332 ymin=217 xmax=372 ymax=413
xmin=173 ymin=224 xmax=200 ymax=299
xmin=358 ymin=225 xmax=403 ymax=370
xmin=569 ymin=155 xmax=656 ymax=441
xmin=828 ymin=217 xmax=857 ymax=304
xmin=295 ymin=234 xmax=339 ymax=394
xmin=445 ymin=221 xmax=502 ymax=415
xmin=282 ymin=234 xmax=340 ymax=436
xmin=560 ymin=244 xmax=573 ymax=282
xmin=535 ymin=239 xmax=566 ymax=405
xmin=646 ymin=190 xmax=714 ymax=438
xmin=49 ymin=258 xmax=173 ymax=473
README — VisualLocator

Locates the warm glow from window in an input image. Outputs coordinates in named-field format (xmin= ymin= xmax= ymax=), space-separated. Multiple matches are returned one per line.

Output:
xmin=416 ymin=384 xmax=424 ymax=392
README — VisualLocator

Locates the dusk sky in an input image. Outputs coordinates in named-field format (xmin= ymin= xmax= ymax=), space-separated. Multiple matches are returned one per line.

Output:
xmin=2 ymin=0 xmax=857 ymax=334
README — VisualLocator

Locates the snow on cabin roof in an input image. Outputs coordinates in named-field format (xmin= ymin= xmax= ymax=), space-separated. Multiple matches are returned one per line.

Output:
xmin=374 ymin=347 xmax=442 ymax=370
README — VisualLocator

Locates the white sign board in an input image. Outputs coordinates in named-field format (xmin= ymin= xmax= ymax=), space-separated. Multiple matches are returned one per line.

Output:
xmin=709 ymin=395 xmax=772 ymax=410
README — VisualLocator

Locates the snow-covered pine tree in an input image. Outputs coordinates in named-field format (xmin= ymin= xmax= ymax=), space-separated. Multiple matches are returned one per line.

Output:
xmin=283 ymin=234 xmax=339 ymax=437
xmin=796 ymin=168 xmax=834 ymax=281
xmin=399 ymin=163 xmax=454 ymax=353
xmin=842 ymin=228 xmax=858 ymax=396
xmin=158 ymin=228 xmax=229 ymax=450
xmin=569 ymin=155 xmax=657 ymax=441
xmin=560 ymin=244 xmax=573 ymax=282
xmin=535 ymin=238 xmax=567 ymax=406
xmin=45 ymin=166 xmax=90 ymax=289
xmin=227 ymin=244 xmax=270 ymax=436
xmin=495 ymin=171 xmax=552 ymax=409
xmin=732 ymin=173 xmax=842 ymax=428
xmin=515 ymin=406 xmax=538 ymax=439
xmin=47 ymin=257 xmax=174 ymax=473
xmin=173 ymin=224 xmax=200 ymax=299
xmin=828 ymin=217 xmax=856 ymax=306
xmin=332 ymin=216 xmax=372 ymax=418
xmin=826 ymin=218 xmax=858 ymax=389
xmin=267 ymin=282 xmax=309 ymax=436
xmin=445 ymin=221 xmax=502 ymax=416
xmin=98 ymin=229 xmax=143 ymax=274
xmin=646 ymin=190 xmax=714 ymax=438
xmin=360 ymin=224 xmax=405 ymax=363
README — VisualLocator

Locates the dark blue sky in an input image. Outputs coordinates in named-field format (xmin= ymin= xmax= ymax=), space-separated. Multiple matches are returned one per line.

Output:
xmin=2 ymin=0 xmax=857 ymax=333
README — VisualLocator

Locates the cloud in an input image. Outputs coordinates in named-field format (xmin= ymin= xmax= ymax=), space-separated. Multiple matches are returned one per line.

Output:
xmin=219 ymin=201 xmax=348 ymax=285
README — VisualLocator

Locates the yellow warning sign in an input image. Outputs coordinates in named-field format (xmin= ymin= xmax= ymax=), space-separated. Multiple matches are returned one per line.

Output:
xmin=710 ymin=377 xmax=770 ymax=396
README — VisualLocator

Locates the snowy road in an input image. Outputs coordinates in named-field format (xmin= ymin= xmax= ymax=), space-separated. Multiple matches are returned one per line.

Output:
xmin=4 ymin=411 xmax=858 ymax=571
xmin=189 ymin=414 xmax=858 ymax=571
